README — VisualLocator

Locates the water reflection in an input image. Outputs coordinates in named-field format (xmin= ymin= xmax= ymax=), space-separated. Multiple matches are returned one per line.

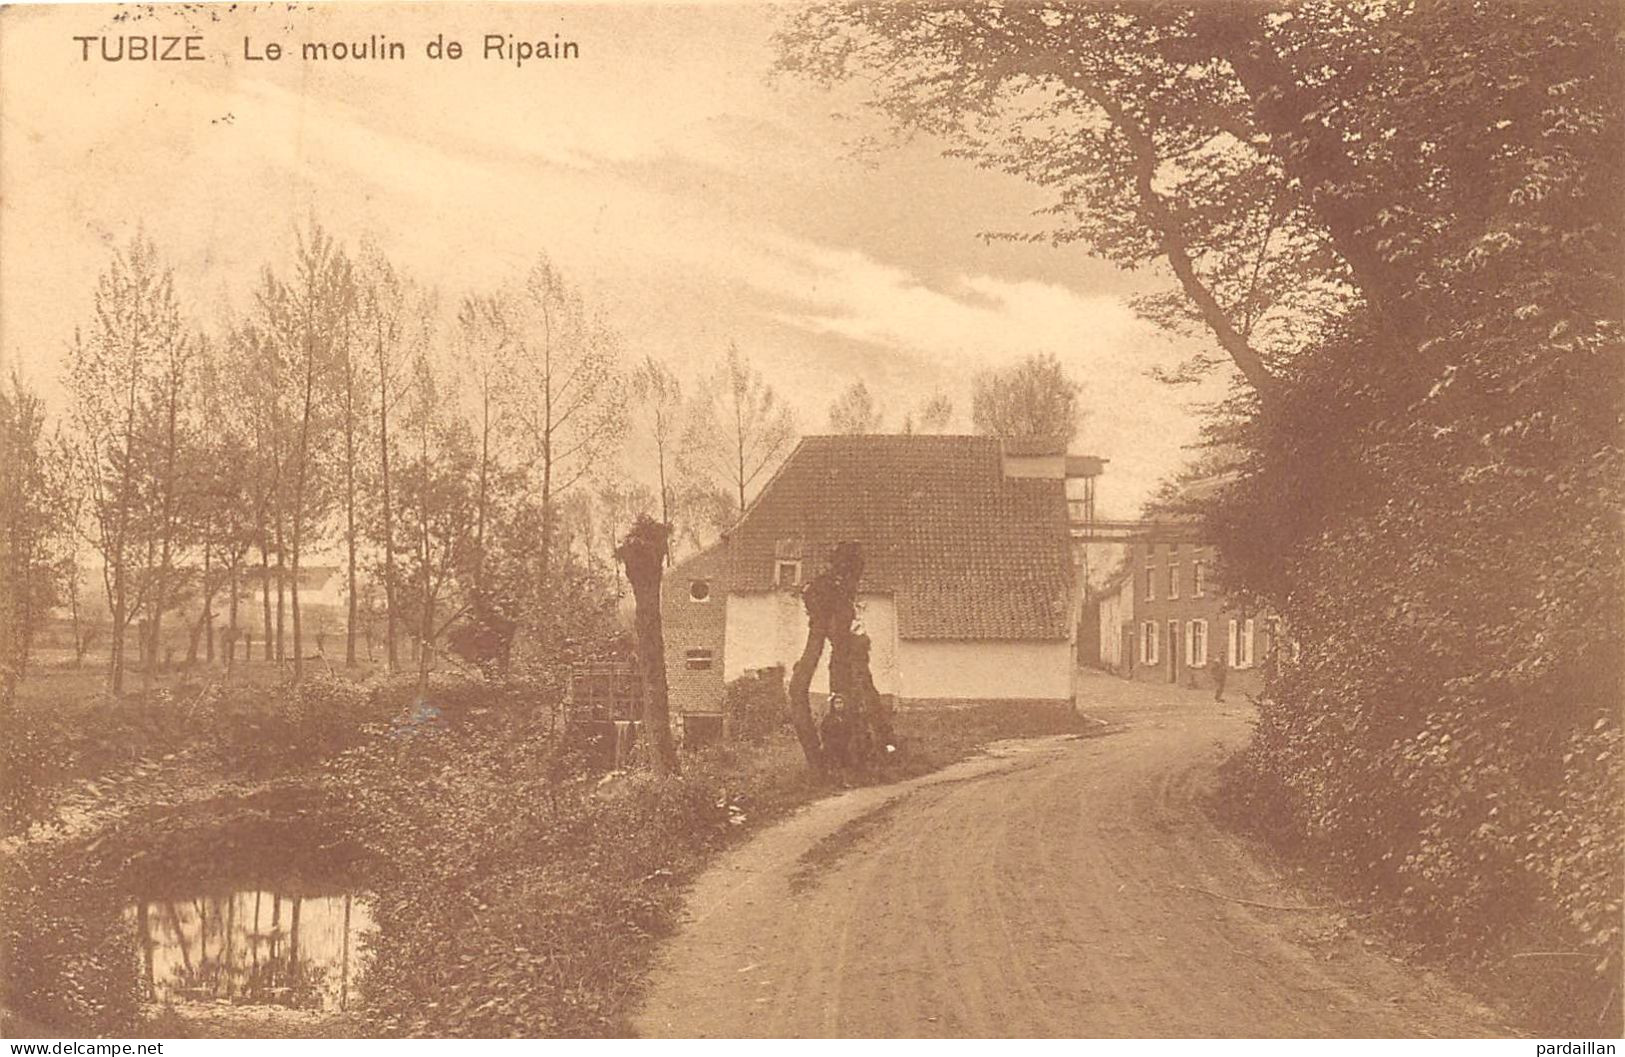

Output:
xmin=127 ymin=890 xmax=370 ymax=1010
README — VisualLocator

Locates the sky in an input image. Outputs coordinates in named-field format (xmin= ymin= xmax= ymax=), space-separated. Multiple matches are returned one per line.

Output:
xmin=0 ymin=2 xmax=1230 ymax=516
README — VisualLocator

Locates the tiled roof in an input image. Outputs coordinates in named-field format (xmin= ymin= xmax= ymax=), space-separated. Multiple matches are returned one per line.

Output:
xmin=724 ymin=435 xmax=1074 ymax=641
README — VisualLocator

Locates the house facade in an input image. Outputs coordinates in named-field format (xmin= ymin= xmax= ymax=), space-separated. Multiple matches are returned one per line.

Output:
xmin=661 ymin=435 xmax=1092 ymax=732
xmin=1096 ymin=539 xmax=1272 ymax=694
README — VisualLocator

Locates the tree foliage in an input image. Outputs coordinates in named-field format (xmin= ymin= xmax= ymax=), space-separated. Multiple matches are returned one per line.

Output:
xmin=680 ymin=342 xmax=797 ymax=516
xmin=827 ymin=379 xmax=884 ymax=434
xmin=970 ymin=352 xmax=1081 ymax=448
xmin=781 ymin=1 xmax=1624 ymax=1020
xmin=0 ymin=374 xmax=69 ymax=707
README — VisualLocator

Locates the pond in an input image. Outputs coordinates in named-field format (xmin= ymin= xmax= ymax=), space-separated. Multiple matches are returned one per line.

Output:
xmin=126 ymin=889 xmax=370 ymax=1011
xmin=116 ymin=790 xmax=375 ymax=1014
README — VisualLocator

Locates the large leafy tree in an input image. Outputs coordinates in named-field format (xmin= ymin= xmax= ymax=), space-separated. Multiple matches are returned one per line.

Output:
xmin=495 ymin=256 xmax=627 ymax=647
xmin=777 ymin=2 xmax=1621 ymax=406
xmin=64 ymin=234 xmax=193 ymax=694
xmin=970 ymin=352 xmax=1082 ymax=448
xmin=0 ymin=374 xmax=68 ymax=707
xmin=780 ymin=2 xmax=1624 ymax=1014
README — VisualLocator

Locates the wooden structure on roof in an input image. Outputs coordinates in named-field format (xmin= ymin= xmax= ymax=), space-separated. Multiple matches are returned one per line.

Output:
xmin=1068 ymin=518 xmax=1206 ymax=543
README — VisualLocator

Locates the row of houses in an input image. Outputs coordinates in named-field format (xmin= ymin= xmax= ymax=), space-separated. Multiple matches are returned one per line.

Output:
xmin=656 ymin=433 xmax=1272 ymax=736
xmin=1088 ymin=539 xmax=1272 ymax=696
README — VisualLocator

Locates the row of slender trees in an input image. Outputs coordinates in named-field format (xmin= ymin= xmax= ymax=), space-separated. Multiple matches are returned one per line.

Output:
xmin=3 ymin=222 xmax=1089 ymax=703
xmin=1 ymin=227 xmax=799 ymax=697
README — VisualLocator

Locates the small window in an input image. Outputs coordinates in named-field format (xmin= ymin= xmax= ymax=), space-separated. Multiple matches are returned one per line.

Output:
xmin=685 ymin=649 xmax=714 ymax=671
xmin=1227 ymin=619 xmax=1239 ymax=667
xmin=1168 ymin=564 xmax=1180 ymax=600
xmin=1190 ymin=619 xmax=1208 ymax=667
xmin=688 ymin=579 xmax=711 ymax=602
xmin=1193 ymin=561 xmax=1206 ymax=598
xmin=1142 ymin=621 xmax=1159 ymax=665
xmin=1144 ymin=568 xmax=1155 ymax=601
xmin=1241 ymin=618 xmax=1256 ymax=668
xmin=775 ymin=559 xmax=802 ymax=586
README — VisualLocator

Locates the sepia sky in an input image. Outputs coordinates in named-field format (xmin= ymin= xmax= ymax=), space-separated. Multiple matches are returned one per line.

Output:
xmin=0 ymin=2 xmax=1230 ymax=515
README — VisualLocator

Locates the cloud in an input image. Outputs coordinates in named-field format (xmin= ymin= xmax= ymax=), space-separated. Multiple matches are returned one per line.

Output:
xmin=733 ymin=233 xmax=1231 ymax=512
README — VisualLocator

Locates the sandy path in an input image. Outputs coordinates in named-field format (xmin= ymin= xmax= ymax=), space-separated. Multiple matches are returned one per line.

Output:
xmin=635 ymin=673 xmax=1507 ymax=1038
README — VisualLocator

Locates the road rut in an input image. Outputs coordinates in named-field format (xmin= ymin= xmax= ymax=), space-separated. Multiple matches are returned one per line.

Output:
xmin=636 ymin=675 xmax=1505 ymax=1038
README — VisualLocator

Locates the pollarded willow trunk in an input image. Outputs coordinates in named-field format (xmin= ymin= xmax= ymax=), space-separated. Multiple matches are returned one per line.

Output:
xmin=788 ymin=541 xmax=867 ymax=774
xmin=786 ymin=606 xmax=830 ymax=772
xmin=615 ymin=516 xmax=679 ymax=776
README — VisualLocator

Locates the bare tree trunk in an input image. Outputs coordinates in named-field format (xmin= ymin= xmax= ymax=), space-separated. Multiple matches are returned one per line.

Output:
xmin=259 ymin=530 xmax=273 ymax=661
xmin=416 ymin=399 xmax=432 ymax=700
xmin=290 ymin=543 xmax=303 ymax=677
xmin=377 ymin=343 xmax=399 ymax=673
xmin=735 ymin=414 xmax=747 ymax=515
xmin=68 ymin=568 xmax=84 ymax=667
xmin=417 ymin=497 xmax=432 ymax=701
xmin=189 ymin=536 xmax=214 ymax=665
xmin=537 ymin=410 xmax=554 ymax=654
xmin=110 ymin=577 xmax=126 ymax=693
xmin=274 ymin=514 xmax=286 ymax=663
xmin=149 ymin=365 xmax=182 ymax=683
xmin=345 ymin=485 xmax=358 ymax=667
xmin=616 ymin=518 xmax=679 ymax=775
xmin=203 ymin=542 xmax=215 ymax=663
xmin=227 ymin=555 xmax=240 ymax=671
xmin=142 ymin=534 xmax=158 ymax=690
xmin=108 ymin=322 xmax=142 ymax=696
xmin=344 ymin=358 xmax=359 ymax=667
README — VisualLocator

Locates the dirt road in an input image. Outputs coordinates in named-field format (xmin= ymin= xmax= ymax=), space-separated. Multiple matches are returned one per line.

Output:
xmin=636 ymin=673 xmax=1506 ymax=1038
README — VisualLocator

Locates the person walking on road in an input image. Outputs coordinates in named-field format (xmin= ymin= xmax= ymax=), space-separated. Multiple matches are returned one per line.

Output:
xmin=1212 ymin=645 xmax=1229 ymax=703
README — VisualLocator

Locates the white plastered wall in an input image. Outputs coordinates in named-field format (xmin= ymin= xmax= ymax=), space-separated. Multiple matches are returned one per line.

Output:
xmin=723 ymin=591 xmax=899 ymax=695
xmin=897 ymin=640 xmax=1073 ymax=700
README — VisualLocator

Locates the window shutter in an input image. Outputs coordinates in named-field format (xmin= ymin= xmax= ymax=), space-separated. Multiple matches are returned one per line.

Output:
xmin=1185 ymin=622 xmax=1195 ymax=666
xmin=1228 ymin=619 xmax=1238 ymax=666
xmin=1243 ymin=618 xmax=1256 ymax=668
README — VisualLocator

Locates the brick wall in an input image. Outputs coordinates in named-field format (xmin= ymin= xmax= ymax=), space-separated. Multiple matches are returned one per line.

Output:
xmin=661 ymin=546 xmax=728 ymax=715
xmin=1117 ymin=541 xmax=1272 ymax=695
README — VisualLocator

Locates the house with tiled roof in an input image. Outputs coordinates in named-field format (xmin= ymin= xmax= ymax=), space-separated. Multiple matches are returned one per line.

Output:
xmin=661 ymin=434 xmax=1096 ymax=733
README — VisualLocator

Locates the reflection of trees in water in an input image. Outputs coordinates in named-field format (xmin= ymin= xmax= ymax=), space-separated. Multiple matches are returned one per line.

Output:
xmin=135 ymin=891 xmax=356 ymax=1010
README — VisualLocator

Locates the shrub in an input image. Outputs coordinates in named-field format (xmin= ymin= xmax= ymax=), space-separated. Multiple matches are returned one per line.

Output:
xmin=1215 ymin=398 xmax=1623 ymax=1032
xmin=335 ymin=699 xmax=733 ymax=1037
xmin=204 ymin=674 xmax=391 ymax=779
xmin=0 ymin=851 xmax=141 ymax=1035
xmin=721 ymin=666 xmax=789 ymax=742
xmin=0 ymin=705 xmax=57 ymax=837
